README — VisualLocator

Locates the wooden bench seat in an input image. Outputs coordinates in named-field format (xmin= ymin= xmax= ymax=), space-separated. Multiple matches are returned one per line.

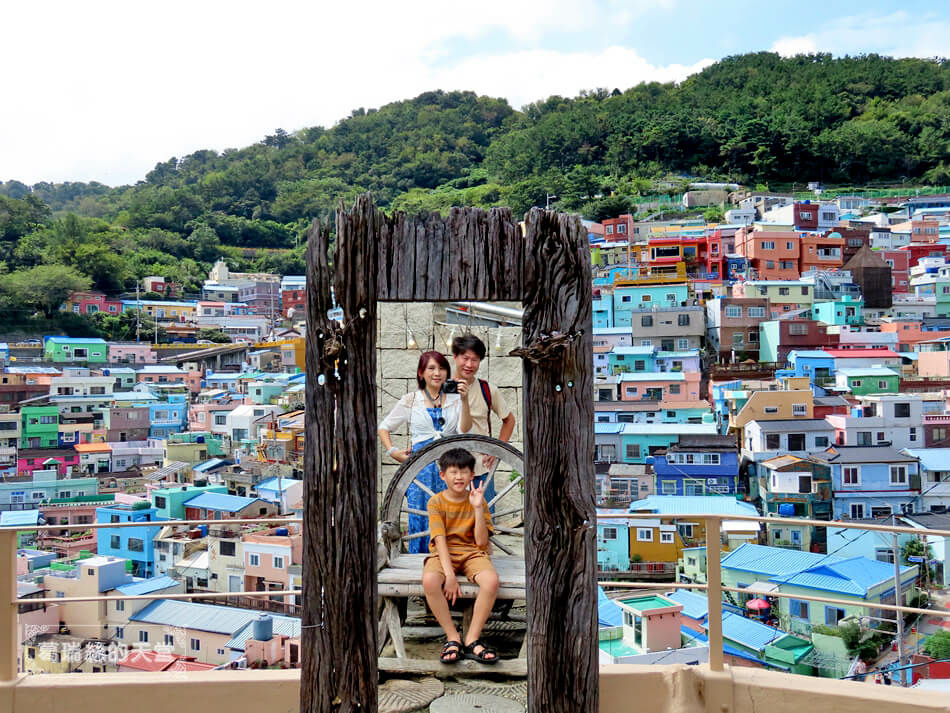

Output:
xmin=378 ymin=554 xmax=526 ymax=599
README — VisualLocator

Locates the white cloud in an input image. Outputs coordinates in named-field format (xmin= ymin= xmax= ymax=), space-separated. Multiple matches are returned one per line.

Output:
xmin=0 ymin=0 xmax=694 ymax=186
xmin=771 ymin=10 xmax=950 ymax=58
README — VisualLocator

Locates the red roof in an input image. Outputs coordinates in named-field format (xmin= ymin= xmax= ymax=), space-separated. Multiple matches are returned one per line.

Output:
xmin=823 ymin=348 xmax=900 ymax=358
xmin=116 ymin=650 xmax=211 ymax=672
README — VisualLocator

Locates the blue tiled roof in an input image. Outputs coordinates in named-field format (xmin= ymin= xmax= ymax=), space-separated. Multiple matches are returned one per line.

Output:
xmin=667 ymin=590 xmax=709 ymax=621
xmin=129 ymin=599 xmax=260 ymax=635
xmin=115 ymin=576 xmax=180 ymax=596
xmin=628 ymin=496 xmax=758 ymax=517
xmin=192 ymin=458 xmax=231 ymax=473
xmin=597 ymin=587 xmax=622 ymax=627
xmin=256 ymin=477 xmax=300 ymax=492
xmin=721 ymin=612 xmax=786 ymax=653
xmin=905 ymin=448 xmax=950 ymax=472
xmin=720 ymin=543 xmax=836 ymax=575
xmin=0 ymin=510 xmax=41 ymax=527
xmin=225 ymin=615 xmax=301 ymax=651
xmin=182 ymin=492 xmax=259 ymax=512
xmin=45 ymin=337 xmax=107 ymax=345
xmin=771 ymin=556 xmax=915 ymax=596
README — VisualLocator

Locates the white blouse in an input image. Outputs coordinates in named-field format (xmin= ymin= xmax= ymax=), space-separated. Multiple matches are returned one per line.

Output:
xmin=378 ymin=390 xmax=462 ymax=446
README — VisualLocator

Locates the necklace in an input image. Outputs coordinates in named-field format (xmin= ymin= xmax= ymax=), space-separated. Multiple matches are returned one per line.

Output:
xmin=424 ymin=387 xmax=442 ymax=407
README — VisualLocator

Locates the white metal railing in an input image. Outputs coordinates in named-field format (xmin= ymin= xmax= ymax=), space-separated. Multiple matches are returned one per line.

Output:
xmin=3 ymin=512 xmax=950 ymax=682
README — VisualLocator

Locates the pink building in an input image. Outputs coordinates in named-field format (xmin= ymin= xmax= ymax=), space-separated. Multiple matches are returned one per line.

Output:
xmin=136 ymin=366 xmax=187 ymax=385
xmin=188 ymin=400 xmax=245 ymax=431
xmin=17 ymin=449 xmax=80 ymax=477
xmin=38 ymin=497 xmax=111 ymax=557
xmin=63 ymin=291 xmax=123 ymax=316
xmin=243 ymin=525 xmax=302 ymax=605
xmin=617 ymin=373 xmax=701 ymax=402
xmin=108 ymin=344 xmax=158 ymax=365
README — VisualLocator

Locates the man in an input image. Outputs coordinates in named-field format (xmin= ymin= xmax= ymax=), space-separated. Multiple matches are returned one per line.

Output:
xmin=451 ymin=334 xmax=516 ymax=505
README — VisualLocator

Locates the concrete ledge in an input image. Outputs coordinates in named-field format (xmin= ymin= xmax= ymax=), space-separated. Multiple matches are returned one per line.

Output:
xmin=4 ymin=663 xmax=950 ymax=713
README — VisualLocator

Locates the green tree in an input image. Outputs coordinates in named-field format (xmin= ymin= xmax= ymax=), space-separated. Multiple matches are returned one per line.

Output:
xmin=0 ymin=264 xmax=90 ymax=318
xmin=197 ymin=328 xmax=231 ymax=343
xmin=924 ymin=630 xmax=950 ymax=659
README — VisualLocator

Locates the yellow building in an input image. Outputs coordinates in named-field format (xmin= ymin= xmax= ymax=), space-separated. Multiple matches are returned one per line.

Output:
xmin=627 ymin=518 xmax=685 ymax=564
xmin=728 ymin=377 xmax=814 ymax=444
xmin=22 ymin=634 xmax=116 ymax=674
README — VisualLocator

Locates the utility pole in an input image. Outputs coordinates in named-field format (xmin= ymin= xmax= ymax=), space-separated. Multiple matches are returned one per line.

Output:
xmin=892 ymin=527 xmax=906 ymax=686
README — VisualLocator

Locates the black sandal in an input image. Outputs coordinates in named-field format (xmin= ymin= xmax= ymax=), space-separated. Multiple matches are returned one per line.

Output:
xmin=463 ymin=639 xmax=499 ymax=664
xmin=440 ymin=640 xmax=462 ymax=664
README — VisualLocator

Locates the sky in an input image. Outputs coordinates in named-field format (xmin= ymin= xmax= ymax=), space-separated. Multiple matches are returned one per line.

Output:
xmin=2 ymin=0 xmax=949 ymax=187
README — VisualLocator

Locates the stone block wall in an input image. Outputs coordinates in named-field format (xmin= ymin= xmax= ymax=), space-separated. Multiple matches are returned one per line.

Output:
xmin=376 ymin=303 xmax=524 ymax=515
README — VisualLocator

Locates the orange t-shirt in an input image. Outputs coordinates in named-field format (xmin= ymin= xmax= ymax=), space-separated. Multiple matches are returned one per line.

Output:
xmin=426 ymin=491 xmax=494 ymax=556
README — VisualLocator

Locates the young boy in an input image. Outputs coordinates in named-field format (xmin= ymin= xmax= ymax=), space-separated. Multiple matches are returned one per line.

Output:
xmin=421 ymin=447 xmax=500 ymax=664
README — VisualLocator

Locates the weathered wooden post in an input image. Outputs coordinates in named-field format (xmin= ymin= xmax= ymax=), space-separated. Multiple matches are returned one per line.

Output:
xmin=519 ymin=209 xmax=597 ymax=713
xmin=301 ymin=196 xmax=379 ymax=713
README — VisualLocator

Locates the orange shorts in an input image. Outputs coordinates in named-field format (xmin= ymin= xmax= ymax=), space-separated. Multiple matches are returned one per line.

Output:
xmin=423 ymin=550 xmax=495 ymax=582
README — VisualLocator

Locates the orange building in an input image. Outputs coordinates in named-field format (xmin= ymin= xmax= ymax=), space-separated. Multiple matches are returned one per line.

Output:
xmin=799 ymin=232 xmax=844 ymax=273
xmin=881 ymin=320 xmax=950 ymax=351
xmin=735 ymin=227 xmax=800 ymax=280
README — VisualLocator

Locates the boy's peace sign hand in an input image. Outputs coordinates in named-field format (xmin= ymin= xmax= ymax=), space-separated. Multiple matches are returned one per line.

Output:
xmin=469 ymin=480 xmax=486 ymax=510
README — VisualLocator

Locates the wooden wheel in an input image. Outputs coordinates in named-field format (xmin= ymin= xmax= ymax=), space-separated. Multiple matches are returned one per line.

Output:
xmin=380 ymin=435 xmax=525 ymax=563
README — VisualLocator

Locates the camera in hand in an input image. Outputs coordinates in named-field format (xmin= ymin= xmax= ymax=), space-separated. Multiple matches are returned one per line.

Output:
xmin=442 ymin=379 xmax=459 ymax=394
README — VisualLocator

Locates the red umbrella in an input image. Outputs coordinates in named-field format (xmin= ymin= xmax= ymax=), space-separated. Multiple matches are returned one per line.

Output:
xmin=746 ymin=598 xmax=771 ymax=611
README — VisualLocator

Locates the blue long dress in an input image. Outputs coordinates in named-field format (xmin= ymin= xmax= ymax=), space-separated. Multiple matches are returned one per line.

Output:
xmin=406 ymin=406 xmax=447 ymax=554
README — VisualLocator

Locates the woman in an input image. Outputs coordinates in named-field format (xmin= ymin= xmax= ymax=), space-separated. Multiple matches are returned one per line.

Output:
xmin=379 ymin=351 xmax=471 ymax=553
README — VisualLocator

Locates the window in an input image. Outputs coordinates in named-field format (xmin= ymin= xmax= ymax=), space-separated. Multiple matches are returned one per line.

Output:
xmin=815 ymin=436 xmax=829 ymax=448
xmin=641 ymin=316 xmax=653 ymax=327
xmin=660 ymin=532 xmax=675 ymax=544
xmin=636 ymin=528 xmax=654 ymax=542
xmin=890 ymin=466 xmax=908 ymax=485
xmin=878 ymin=380 xmax=888 ymax=389
xmin=778 ymin=287 xmax=790 ymax=296
xmin=760 ymin=241 xmax=775 ymax=250
xmin=249 ymin=553 xmax=260 ymax=567
xmin=214 ymin=415 xmax=227 ymax=425
xmin=669 ymin=384 xmax=680 ymax=394
xmin=665 ymin=293 xmax=676 ymax=303
xmin=894 ymin=403 xmax=910 ymax=418
xmin=790 ymin=599 xmax=809 ymax=620
xmin=678 ymin=524 xmax=695 ymax=539
xmin=116 ymin=627 xmax=125 ymax=639
xmin=115 ymin=600 xmax=125 ymax=612
xmin=850 ymin=503 xmax=865 ymax=519
xmin=764 ymin=406 xmax=778 ymax=414
xmin=190 ymin=638 xmax=200 ymax=652
xmin=625 ymin=443 xmax=641 ymax=459
xmin=220 ymin=541 xmax=236 ymax=557
xmin=601 ymin=527 xmax=618 ymax=541
xmin=677 ymin=314 xmax=690 ymax=326
xmin=825 ymin=607 xmax=846 ymax=626
xmin=785 ymin=241 xmax=794 ymax=251
xmin=856 ymin=431 xmax=871 ymax=446
xmin=788 ymin=434 xmax=806 ymax=451
xmin=273 ymin=555 xmax=284 ymax=569
xmin=748 ymin=331 xmax=758 ymax=343
xmin=110 ymin=535 xmax=120 ymax=549
xmin=747 ymin=306 xmax=765 ymax=318
xmin=788 ymin=322 xmax=808 ymax=335
xmin=154 ymin=496 xmax=167 ymax=510
xmin=877 ymin=431 xmax=886 ymax=442
xmin=798 ymin=476 xmax=812 ymax=494
xmin=634 ymin=360 xmax=646 ymax=371
xmin=702 ymin=454 xmax=721 ymax=465
xmin=732 ymin=333 xmax=744 ymax=347
xmin=128 ymin=538 xmax=144 ymax=552
xmin=661 ymin=481 xmax=677 ymax=495
xmin=677 ymin=339 xmax=689 ymax=350
xmin=724 ymin=306 xmax=742 ymax=318
xmin=843 ymin=467 xmax=860 ymax=485
xmin=40 ymin=415 xmax=56 ymax=424
xmin=139 ymin=630 xmax=149 ymax=643
xmin=164 ymin=634 xmax=174 ymax=646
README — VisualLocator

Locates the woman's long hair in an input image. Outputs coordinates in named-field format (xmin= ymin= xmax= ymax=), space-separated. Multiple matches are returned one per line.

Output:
xmin=416 ymin=351 xmax=451 ymax=390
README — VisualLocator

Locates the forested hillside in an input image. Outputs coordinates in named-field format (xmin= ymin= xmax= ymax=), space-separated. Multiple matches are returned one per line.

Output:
xmin=1 ymin=52 xmax=949 ymax=322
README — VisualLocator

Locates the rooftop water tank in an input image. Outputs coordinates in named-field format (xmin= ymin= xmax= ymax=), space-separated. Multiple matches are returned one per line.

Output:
xmin=778 ymin=503 xmax=795 ymax=517
xmin=275 ymin=527 xmax=289 ymax=536
xmin=253 ymin=614 xmax=273 ymax=642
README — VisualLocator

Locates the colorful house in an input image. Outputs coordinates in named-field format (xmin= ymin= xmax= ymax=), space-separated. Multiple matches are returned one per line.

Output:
xmin=627 ymin=495 xmax=760 ymax=551
xmin=43 ymin=337 xmax=108 ymax=364
xmin=834 ymin=367 xmax=900 ymax=395
xmin=653 ymin=435 xmax=739 ymax=496
xmin=16 ymin=449 xmax=80 ymax=477
xmin=595 ymin=422 xmax=719 ymax=464
xmin=617 ymin=372 xmax=700 ymax=402
xmin=811 ymin=445 xmax=920 ymax=520
xmin=95 ymin=503 xmax=164 ymax=578
xmin=20 ymin=406 xmax=60 ymax=449
xmin=811 ymin=296 xmax=864 ymax=327
xmin=596 ymin=509 xmax=631 ymax=572
xmin=62 ymin=291 xmax=123 ymax=316
xmin=752 ymin=454 xmax=833 ymax=552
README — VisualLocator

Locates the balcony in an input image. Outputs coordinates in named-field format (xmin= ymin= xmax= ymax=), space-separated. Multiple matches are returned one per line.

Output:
xmin=2 ymin=515 xmax=950 ymax=713
xmin=922 ymin=413 xmax=950 ymax=424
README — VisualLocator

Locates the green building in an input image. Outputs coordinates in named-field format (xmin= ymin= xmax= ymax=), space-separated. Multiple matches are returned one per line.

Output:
xmin=812 ymin=296 xmax=863 ymax=327
xmin=834 ymin=366 xmax=900 ymax=396
xmin=43 ymin=337 xmax=108 ymax=364
xmin=20 ymin=406 xmax=60 ymax=449
xmin=150 ymin=484 xmax=228 ymax=520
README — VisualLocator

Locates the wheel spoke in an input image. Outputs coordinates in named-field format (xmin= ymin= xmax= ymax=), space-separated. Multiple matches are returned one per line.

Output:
xmin=488 ymin=473 xmax=523 ymax=508
xmin=401 ymin=507 xmax=429 ymax=517
xmin=412 ymin=478 xmax=435 ymax=498
xmin=489 ymin=537 xmax=515 ymax=555
xmin=402 ymin=529 xmax=431 ymax=541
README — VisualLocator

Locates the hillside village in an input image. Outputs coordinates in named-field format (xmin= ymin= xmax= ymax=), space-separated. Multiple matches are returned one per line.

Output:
xmin=3 ymin=188 xmax=950 ymax=686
